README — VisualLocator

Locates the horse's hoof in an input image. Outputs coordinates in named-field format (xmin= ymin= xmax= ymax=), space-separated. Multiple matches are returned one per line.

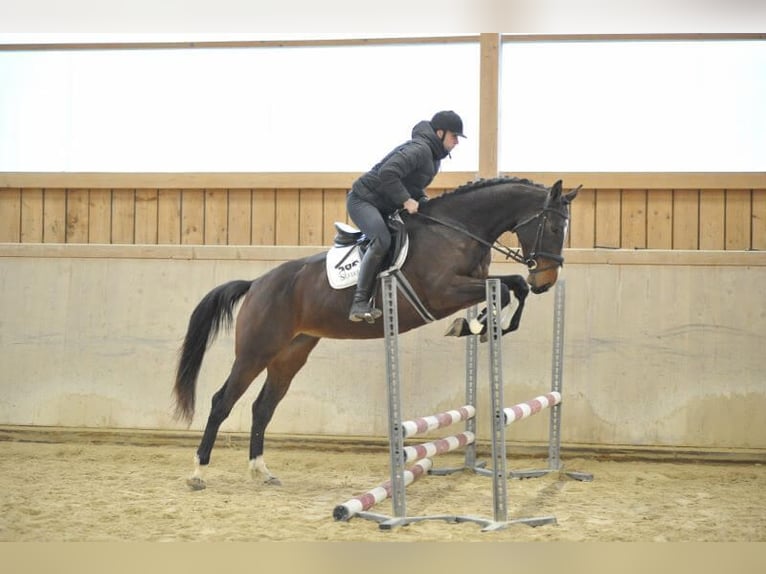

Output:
xmin=186 ymin=477 xmax=207 ymax=491
xmin=444 ymin=318 xmax=466 ymax=337
xmin=469 ymin=317 xmax=485 ymax=335
xmin=264 ymin=476 xmax=282 ymax=486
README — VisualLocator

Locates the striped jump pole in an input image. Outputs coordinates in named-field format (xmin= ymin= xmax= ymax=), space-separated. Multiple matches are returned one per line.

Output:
xmin=401 ymin=406 xmax=476 ymax=438
xmin=333 ymin=458 xmax=433 ymax=522
xmin=504 ymin=392 xmax=562 ymax=425
xmin=403 ymin=431 xmax=475 ymax=463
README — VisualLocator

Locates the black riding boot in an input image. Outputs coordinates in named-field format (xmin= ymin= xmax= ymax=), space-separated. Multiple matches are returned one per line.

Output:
xmin=349 ymin=248 xmax=385 ymax=323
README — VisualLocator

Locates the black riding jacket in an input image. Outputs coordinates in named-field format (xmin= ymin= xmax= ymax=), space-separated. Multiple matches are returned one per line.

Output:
xmin=351 ymin=120 xmax=449 ymax=214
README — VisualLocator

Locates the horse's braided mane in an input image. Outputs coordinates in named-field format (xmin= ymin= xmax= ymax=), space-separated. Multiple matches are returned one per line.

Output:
xmin=435 ymin=176 xmax=547 ymax=201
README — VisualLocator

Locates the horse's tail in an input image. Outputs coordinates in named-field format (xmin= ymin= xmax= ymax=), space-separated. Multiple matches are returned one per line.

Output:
xmin=173 ymin=279 xmax=253 ymax=424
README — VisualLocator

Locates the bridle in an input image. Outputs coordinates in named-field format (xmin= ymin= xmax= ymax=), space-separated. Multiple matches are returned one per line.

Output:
xmin=412 ymin=197 xmax=570 ymax=273
xmin=509 ymin=198 xmax=570 ymax=275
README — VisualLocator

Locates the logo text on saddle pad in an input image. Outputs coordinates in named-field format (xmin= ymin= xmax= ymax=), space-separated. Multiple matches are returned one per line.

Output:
xmin=326 ymin=239 xmax=409 ymax=290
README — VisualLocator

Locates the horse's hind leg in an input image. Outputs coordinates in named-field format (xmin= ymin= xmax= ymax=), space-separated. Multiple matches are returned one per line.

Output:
xmin=187 ymin=356 xmax=268 ymax=490
xmin=249 ymin=334 xmax=320 ymax=486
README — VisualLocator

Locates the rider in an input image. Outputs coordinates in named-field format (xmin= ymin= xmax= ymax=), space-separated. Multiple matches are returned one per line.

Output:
xmin=346 ymin=110 xmax=466 ymax=322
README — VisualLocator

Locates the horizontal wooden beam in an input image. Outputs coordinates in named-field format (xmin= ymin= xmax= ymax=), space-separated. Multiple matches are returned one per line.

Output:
xmin=2 ymin=33 xmax=761 ymax=52
xmin=502 ymin=33 xmax=766 ymax=43
xmin=0 ymin=172 xmax=481 ymax=190
xmin=2 ymin=172 xmax=764 ymax=190
xmin=0 ymin=172 xmax=365 ymax=189
xmin=0 ymin=36 xmax=479 ymax=52
xmin=560 ymin=248 xmax=766 ymax=267
xmin=2 ymin=244 xmax=764 ymax=266
xmin=507 ymin=172 xmax=766 ymax=189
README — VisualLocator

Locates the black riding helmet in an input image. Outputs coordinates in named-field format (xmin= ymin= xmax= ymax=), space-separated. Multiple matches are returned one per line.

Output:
xmin=430 ymin=110 xmax=466 ymax=138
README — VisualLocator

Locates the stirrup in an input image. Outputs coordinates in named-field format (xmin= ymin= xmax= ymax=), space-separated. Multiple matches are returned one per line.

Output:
xmin=349 ymin=301 xmax=382 ymax=323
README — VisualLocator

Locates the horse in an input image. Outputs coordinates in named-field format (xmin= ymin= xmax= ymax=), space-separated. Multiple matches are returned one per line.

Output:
xmin=173 ymin=176 xmax=579 ymax=489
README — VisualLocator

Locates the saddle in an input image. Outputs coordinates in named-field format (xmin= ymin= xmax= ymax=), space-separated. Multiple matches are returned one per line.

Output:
xmin=325 ymin=214 xmax=409 ymax=290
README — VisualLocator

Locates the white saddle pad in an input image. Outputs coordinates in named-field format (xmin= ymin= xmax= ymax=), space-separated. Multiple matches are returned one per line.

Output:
xmin=326 ymin=231 xmax=409 ymax=290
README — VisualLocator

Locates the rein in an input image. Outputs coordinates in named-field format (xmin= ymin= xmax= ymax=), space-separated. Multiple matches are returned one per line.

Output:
xmin=412 ymin=212 xmax=531 ymax=266
xmin=413 ymin=202 xmax=570 ymax=273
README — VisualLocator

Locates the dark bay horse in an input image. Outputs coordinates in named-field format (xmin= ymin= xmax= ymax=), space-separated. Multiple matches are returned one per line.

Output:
xmin=174 ymin=177 xmax=579 ymax=489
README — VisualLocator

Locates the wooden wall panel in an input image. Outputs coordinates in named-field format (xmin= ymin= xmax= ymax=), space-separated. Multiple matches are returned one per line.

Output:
xmin=595 ymin=189 xmax=621 ymax=248
xmin=646 ymin=189 xmax=673 ymax=249
xmin=324 ymin=188 xmax=349 ymax=245
xmin=2 ymin=183 xmax=765 ymax=251
xmin=672 ymin=189 xmax=699 ymax=250
xmin=227 ymin=189 xmax=252 ymax=245
xmin=134 ymin=189 xmax=158 ymax=244
xmin=89 ymin=189 xmax=112 ymax=243
xmin=204 ymin=188 xmax=228 ymax=245
xmin=699 ymin=189 xmax=725 ymax=250
xmin=181 ymin=189 xmax=204 ymax=245
xmin=275 ymin=189 xmax=299 ymax=245
xmin=753 ymin=189 xmax=766 ymax=250
xmin=0 ymin=188 xmax=21 ymax=242
xmin=66 ymin=189 xmax=90 ymax=243
xmin=111 ymin=189 xmax=135 ymax=244
xmin=252 ymin=189 xmax=276 ymax=245
xmin=621 ymin=189 xmax=646 ymax=249
xmin=725 ymin=189 xmax=751 ymax=250
xmin=20 ymin=188 xmax=43 ymax=243
xmin=569 ymin=188 xmax=595 ymax=249
xmin=157 ymin=189 xmax=181 ymax=244
xmin=299 ymin=188 xmax=323 ymax=245
xmin=43 ymin=188 xmax=66 ymax=243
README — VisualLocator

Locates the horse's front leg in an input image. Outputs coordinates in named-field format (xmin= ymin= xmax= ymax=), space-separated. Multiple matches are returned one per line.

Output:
xmin=497 ymin=274 xmax=529 ymax=334
xmin=445 ymin=274 xmax=528 ymax=338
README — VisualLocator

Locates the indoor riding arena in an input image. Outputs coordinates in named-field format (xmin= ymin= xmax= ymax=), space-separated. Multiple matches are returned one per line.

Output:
xmin=1 ymin=33 xmax=764 ymax=544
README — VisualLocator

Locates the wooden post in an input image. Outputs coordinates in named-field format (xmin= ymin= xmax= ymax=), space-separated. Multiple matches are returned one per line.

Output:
xmin=479 ymin=33 xmax=501 ymax=179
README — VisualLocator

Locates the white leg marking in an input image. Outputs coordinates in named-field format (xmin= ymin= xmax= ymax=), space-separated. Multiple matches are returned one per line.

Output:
xmin=191 ymin=454 xmax=206 ymax=481
xmin=185 ymin=453 xmax=208 ymax=490
xmin=249 ymin=456 xmax=268 ymax=477
xmin=250 ymin=456 xmax=280 ymax=484
xmin=469 ymin=318 xmax=483 ymax=334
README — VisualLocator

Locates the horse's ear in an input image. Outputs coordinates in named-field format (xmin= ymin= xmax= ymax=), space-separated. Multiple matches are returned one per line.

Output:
xmin=550 ymin=179 xmax=563 ymax=201
xmin=564 ymin=184 xmax=582 ymax=204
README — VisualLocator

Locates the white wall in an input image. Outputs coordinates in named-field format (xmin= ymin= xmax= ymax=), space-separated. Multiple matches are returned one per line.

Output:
xmin=1 ymin=245 xmax=764 ymax=451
